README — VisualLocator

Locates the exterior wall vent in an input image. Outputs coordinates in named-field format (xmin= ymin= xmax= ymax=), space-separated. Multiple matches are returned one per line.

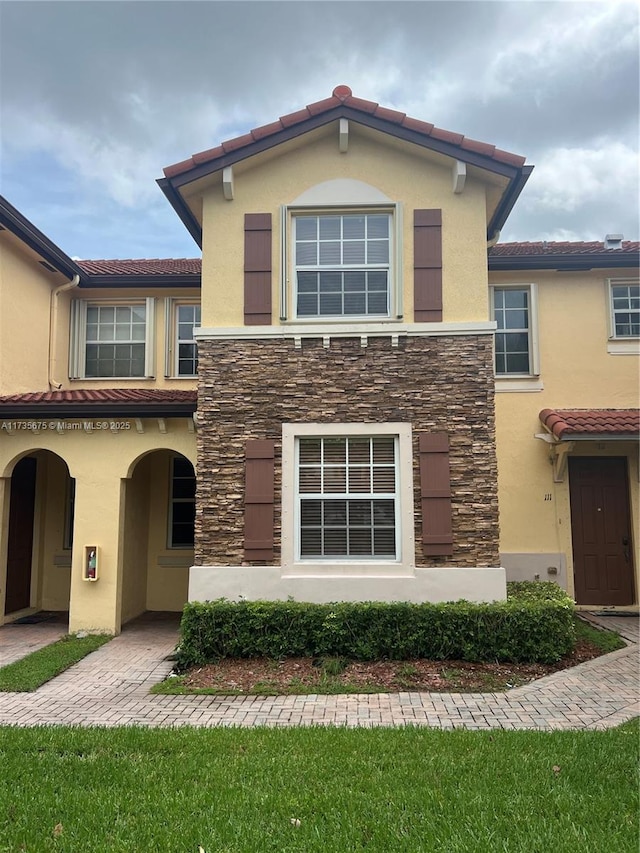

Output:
xmin=604 ymin=234 xmax=623 ymax=250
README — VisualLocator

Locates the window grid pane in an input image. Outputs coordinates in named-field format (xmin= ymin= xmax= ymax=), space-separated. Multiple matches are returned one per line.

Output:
xmin=493 ymin=288 xmax=531 ymax=374
xmin=170 ymin=456 xmax=196 ymax=548
xmin=612 ymin=284 xmax=640 ymax=337
xmin=295 ymin=213 xmax=391 ymax=318
xmin=176 ymin=304 xmax=201 ymax=376
xmin=85 ymin=305 xmax=146 ymax=377
xmin=298 ymin=436 xmax=397 ymax=558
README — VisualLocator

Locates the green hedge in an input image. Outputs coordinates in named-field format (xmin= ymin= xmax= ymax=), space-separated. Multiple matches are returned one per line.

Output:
xmin=177 ymin=583 xmax=575 ymax=669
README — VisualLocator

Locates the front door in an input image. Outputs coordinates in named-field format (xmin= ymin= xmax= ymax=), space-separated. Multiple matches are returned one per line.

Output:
xmin=569 ymin=457 xmax=635 ymax=606
xmin=5 ymin=457 xmax=37 ymax=614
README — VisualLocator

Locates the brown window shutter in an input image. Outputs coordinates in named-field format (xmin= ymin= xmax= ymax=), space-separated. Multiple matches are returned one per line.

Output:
xmin=414 ymin=209 xmax=442 ymax=322
xmin=419 ymin=433 xmax=453 ymax=556
xmin=244 ymin=440 xmax=275 ymax=561
xmin=244 ymin=213 xmax=272 ymax=325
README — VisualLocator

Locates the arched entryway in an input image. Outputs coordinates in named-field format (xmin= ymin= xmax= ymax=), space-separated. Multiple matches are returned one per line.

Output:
xmin=3 ymin=450 xmax=73 ymax=621
xmin=120 ymin=449 xmax=195 ymax=625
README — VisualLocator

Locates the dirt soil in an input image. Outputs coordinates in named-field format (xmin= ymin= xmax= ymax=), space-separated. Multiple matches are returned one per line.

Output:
xmin=178 ymin=637 xmax=605 ymax=694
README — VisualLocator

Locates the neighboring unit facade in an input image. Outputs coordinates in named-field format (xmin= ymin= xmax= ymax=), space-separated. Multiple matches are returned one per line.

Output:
xmin=0 ymin=86 xmax=638 ymax=633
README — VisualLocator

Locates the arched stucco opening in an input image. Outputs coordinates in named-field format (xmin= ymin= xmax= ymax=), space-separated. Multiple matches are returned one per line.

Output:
xmin=120 ymin=449 xmax=195 ymax=625
xmin=2 ymin=449 xmax=74 ymax=623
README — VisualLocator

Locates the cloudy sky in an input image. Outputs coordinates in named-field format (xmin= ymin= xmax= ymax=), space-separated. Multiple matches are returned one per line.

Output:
xmin=1 ymin=1 xmax=638 ymax=260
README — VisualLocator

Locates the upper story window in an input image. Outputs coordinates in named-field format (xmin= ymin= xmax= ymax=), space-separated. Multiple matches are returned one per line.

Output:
xmin=609 ymin=279 xmax=640 ymax=338
xmin=85 ymin=305 xmax=146 ymax=377
xmin=293 ymin=213 xmax=391 ymax=319
xmin=70 ymin=298 xmax=155 ymax=379
xmin=176 ymin=304 xmax=201 ymax=375
xmin=491 ymin=284 xmax=539 ymax=376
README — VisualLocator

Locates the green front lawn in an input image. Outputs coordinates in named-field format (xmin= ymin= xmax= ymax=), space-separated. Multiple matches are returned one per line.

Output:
xmin=0 ymin=722 xmax=637 ymax=852
xmin=0 ymin=634 xmax=111 ymax=692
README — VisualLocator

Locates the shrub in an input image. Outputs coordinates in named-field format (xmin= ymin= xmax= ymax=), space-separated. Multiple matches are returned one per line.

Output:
xmin=177 ymin=584 xmax=575 ymax=670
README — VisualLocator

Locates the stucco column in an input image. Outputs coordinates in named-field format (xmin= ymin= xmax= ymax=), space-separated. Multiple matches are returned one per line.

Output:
xmin=68 ymin=470 xmax=125 ymax=635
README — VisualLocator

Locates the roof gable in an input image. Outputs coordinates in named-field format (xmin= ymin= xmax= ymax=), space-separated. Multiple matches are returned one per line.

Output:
xmin=158 ymin=86 xmax=532 ymax=249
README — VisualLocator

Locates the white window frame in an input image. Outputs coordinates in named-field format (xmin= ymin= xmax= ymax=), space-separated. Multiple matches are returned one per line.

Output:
xmin=167 ymin=454 xmax=196 ymax=550
xmin=69 ymin=297 xmax=155 ymax=379
xmin=607 ymin=278 xmax=640 ymax=340
xmin=281 ymin=423 xmax=415 ymax=576
xmin=281 ymin=204 xmax=403 ymax=323
xmin=490 ymin=283 xmax=539 ymax=378
xmin=164 ymin=299 xmax=201 ymax=378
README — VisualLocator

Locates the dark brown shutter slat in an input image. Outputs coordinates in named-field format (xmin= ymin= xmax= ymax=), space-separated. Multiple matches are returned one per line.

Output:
xmin=244 ymin=439 xmax=275 ymax=561
xmin=419 ymin=433 xmax=453 ymax=556
xmin=414 ymin=209 xmax=442 ymax=322
xmin=244 ymin=213 xmax=272 ymax=325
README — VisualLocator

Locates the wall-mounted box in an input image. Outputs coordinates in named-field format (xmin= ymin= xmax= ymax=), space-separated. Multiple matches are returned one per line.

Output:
xmin=83 ymin=546 xmax=99 ymax=582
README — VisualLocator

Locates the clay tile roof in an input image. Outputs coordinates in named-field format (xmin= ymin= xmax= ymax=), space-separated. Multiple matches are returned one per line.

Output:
xmin=162 ymin=84 xmax=527 ymax=178
xmin=490 ymin=241 xmax=640 ymax=257
xmin=0 ymin=389 xmax=197 ymax=406
xmin=539 ymin=408 xmax=640 ymax=439
xmin=76 ymin=258 xmax=201 ymax=276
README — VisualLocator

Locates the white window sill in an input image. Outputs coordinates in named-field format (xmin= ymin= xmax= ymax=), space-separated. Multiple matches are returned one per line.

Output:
xmin=71 ymin=376 xmax=153 ymax=381
xmin=608 ymin=339 xmax=640 ymax=355
xmin=495 ymin=376 xmax=543 ymax=393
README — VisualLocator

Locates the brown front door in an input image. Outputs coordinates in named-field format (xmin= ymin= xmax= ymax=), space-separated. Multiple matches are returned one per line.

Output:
xmin=5 ymin=457 xmax=37 ymax=614
xmin=569 ymin=457 xmax=635 ymax=606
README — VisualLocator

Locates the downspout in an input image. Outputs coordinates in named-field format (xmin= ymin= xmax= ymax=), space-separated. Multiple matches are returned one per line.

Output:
xmin=48 ymin=273 xmax=80 ymax=389
xmin=487 ymin=230 xmax=501 ymax=248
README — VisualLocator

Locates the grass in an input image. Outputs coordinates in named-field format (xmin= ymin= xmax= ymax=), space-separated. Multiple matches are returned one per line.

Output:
xmin=0 ymin=634 xmax=111 ymax=692
xmin=575 ymin=615 xmax=627 ymax=652
xmin=0 ymin=722 xmax=636 ymax=852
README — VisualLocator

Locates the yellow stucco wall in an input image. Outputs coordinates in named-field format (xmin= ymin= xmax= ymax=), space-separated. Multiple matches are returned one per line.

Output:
xmin=200 ymin=125 xmax=491 ymax=328
xmin=0 ymin=423 xmax=196 ymax=633
xmin=0 ymin=236 xmax=59 ymax=394
xmin=493 ymin=268 xmax=640 ymax=603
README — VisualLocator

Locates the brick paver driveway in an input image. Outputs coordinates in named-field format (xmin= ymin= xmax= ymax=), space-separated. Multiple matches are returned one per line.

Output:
xmin=0 ymin=612 xmax=637 ymax=730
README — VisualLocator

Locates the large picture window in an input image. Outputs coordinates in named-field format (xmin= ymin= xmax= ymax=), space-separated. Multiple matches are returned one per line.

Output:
xmin=294 ymin=213 xmax=391 ymax=318
xmin=297 ymin=435 xmax=398 ymax=559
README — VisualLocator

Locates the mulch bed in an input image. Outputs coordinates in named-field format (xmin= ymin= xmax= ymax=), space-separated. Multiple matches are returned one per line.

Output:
xmin=178 ymin=637 xmax=604 ymax=694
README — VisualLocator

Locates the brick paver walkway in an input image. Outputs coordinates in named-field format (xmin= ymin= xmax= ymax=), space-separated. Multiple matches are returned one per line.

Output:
xmin=0 ymin=613 xmax=637 ymax=730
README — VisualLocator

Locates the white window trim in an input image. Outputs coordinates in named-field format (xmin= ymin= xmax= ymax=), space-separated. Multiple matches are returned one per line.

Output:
xmin=164 ymin=298 xmax=201 ymax=378
xmin=607 ymin=277 xmax=640 ymax=349
xmin=281 ymin=422 xmax=415 ymax=577
xmin=490 ymin=283 xmax=540 ymax=378
xmin=280 ymin=203 xmax=403 ymax=324
xmin=69 ymin=297 xmax=155 ymax=379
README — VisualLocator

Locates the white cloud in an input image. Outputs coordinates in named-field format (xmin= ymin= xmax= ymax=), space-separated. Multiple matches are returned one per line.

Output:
xmin=524 ymin=141 xmax=638 ymax=214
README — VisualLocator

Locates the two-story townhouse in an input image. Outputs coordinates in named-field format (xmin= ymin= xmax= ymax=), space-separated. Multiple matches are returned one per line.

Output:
xmin=158 ymin=85 xmax=536 ymax=608
xmin=488 ymin=241 xmax=639 ymax=607
xmin=0 ymin=86 xmax=638 ymax=635
xmin=0 ymin=197 xmax=200 ymax=632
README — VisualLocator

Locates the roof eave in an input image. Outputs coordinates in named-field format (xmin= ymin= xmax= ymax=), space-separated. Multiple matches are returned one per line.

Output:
xmin=487 ymin=165 xmax=534 ymax=241
xmin=489 ymin=252 xmax=640 ymax=271
xmin=0 ymin=402 xmax=197 ymax=419
xmin=80 ymin=273 xmax=201 ymax=289
xmin=156 ymin=177 xmax=203 ymax=250
xmin=0 ymin=195 xmax=86 ymax=282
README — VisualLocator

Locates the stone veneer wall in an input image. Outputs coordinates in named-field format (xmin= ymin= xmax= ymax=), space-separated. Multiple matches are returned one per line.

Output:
xmin=196 ymin=335 xmax=500 ymax=568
